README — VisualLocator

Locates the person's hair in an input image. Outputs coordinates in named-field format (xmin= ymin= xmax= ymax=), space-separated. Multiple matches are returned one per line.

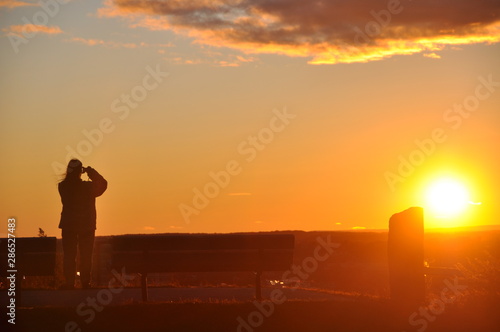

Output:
xmin=62 ymin=159 xmax=83 ymax=182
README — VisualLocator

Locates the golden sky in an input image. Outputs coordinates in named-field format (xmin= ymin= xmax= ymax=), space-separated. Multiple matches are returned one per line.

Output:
xmin=1 ymin=0 xmax=499 ymax=237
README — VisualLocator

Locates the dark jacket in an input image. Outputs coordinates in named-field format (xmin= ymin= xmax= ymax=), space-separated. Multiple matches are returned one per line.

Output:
xmin=58 ymin=168 xmax=107 ymax=231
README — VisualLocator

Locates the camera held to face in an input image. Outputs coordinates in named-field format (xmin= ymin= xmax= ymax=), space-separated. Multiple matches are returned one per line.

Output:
xmin=82 ymin=166 xmax=91 ymax=174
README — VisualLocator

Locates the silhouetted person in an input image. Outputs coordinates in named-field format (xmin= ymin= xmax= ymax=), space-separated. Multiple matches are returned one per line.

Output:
xmin=58 ymin=159 xmax=107 ymax=289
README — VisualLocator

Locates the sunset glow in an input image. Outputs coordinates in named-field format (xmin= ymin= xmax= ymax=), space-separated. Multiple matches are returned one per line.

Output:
xmin=1 ymin=2 xmax=499 ymax=329
xmin=0 ymin=0 xmax=499 ymax=237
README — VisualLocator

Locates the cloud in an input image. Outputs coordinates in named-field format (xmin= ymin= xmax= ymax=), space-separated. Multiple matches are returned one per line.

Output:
xmin=423 ymin=52 xmax=441 ymax=59
xmin=67 ymin=36 xmax=173 ymax=49
xmin=169 ymin=225 xmax=184 ymax=229
xmin=3 ymin=24 xmax=63 ymax=35
xmin=0 ymin=0 xmax=39 ymax=8
xmin=352 ymin=226 xmax=366 ymax=230
xmin=97 ymin=0 xmax=500 ymax=64
xmin=68 ymin=36 xmax=138 ymax=48
xmin=164 ymin=53 xmax=257 ymax=67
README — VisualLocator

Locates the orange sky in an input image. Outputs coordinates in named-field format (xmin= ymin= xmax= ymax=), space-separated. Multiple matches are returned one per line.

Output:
xmin=1 ymin=0 xmax=499 ymax=237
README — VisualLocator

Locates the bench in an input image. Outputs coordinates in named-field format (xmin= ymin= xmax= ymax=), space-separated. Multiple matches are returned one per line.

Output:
xmin=0 ymin=237 xmax=57 ymax=304
xmin=111 ymin=233 xmax=295 ymax=301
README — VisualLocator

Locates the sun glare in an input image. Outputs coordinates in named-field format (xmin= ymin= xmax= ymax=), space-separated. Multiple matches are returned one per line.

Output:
xmin=425 ymin=178 xmax=470 ymax=218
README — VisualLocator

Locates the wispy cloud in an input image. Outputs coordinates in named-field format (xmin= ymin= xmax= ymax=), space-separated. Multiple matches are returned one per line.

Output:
xmin=164 ymin=53 xmax=256 ymax=67
xmin=423 ymin=52 xmax=441 ymax=59
xmin=97 ymin=0 xmax=500 ymax=64
xmin=169 ymin=225 xmax=184 ymax=230
xmin=3 ymin=24 xmax=63 ymax=35
xmin=68 ymin=36 xmax=138 ymax=48
xmin=67 ymin=36 xmax=173 ymax=50
xmin=0 ymin=0 xmax=39 ymax=9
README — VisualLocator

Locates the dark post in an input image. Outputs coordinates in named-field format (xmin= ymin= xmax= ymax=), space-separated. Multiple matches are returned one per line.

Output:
xmin=141 ymin=273 xmax=148 ymax=302
xmin=141 ymin=249 xmax=149 ymax=302
xmin=388 ymin=207 xmax=425 ymax=306
xmin=255 ymin=248 xmax=263 ymax=301
xmin=255 ymin=271 xmax=262 ymax=301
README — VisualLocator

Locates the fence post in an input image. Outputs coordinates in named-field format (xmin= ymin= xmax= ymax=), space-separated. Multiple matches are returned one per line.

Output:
xmin=141 ymin=249 xmax=149 ymax=302
xmin=388 ymin=206 xmax=425 ymax=306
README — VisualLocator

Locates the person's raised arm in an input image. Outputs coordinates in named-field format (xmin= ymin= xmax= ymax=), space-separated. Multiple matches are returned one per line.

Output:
xmin=86 ymin=167 xmax=108 ymax=197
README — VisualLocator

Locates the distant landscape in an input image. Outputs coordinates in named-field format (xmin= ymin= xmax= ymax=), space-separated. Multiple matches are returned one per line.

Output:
xmin=4 ymin=227 xmax=500 ymax=295
xmin=2 ymin=228 xmax=499 ymax=331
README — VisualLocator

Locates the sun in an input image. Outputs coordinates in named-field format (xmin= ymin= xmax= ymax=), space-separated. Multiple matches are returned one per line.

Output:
xmin=425 ymin=178 xmax=470 ymax=218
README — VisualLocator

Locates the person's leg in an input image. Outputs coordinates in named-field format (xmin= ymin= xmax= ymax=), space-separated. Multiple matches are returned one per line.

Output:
xmin=79 ymin=230 xmax=95 ymax=288
xmin=61 ymin=229 xmax=78 ymax=289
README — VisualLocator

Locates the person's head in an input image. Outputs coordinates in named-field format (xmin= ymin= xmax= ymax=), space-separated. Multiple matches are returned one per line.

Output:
xmin=63 ymin=159 xmax=83 ymax=181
